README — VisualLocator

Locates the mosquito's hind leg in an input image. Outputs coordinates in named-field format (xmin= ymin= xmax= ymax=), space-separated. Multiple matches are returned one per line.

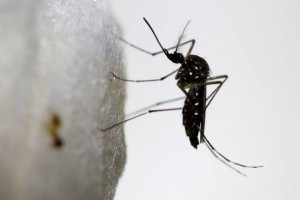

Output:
xmin=203 ymin=135 xmax=263 ymax=169
xmin=102 ymin=96 xmax=185 ymax=131
xmin=101 ymin=107 xmax=182 ymax=132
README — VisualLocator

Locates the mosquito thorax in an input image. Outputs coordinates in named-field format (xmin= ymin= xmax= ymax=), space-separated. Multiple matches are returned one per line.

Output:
xmin=186 ymin=55 xmax=210 ymax=76
xmin=175 ymin=54 xmax=210 ymax=84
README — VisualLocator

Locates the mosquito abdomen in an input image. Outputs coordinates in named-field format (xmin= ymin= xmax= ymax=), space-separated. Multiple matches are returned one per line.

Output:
xmin=183 ymin=85 xmax=206 ymax=148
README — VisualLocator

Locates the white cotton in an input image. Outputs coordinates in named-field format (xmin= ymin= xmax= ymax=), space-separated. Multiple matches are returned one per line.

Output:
xmin=0 ymin=1 xmax=126 ymax=200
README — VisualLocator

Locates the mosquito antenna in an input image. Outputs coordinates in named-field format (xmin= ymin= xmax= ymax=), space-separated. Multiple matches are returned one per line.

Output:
xmin=143 ymin=17 xmax=169 ymax=57
xmin=175 ymin=20 xmax=190 ymax=52
xmin=203 ymin=135 xmax=263 ymax=168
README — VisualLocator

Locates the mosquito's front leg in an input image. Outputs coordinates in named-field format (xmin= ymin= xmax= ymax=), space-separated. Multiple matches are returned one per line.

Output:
xmin=185 ymin=39 xmax=195 ymax=57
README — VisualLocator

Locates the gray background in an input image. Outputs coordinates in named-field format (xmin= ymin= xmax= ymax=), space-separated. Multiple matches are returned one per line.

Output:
xmin=111 ymin=0 xmax=300 ymax=199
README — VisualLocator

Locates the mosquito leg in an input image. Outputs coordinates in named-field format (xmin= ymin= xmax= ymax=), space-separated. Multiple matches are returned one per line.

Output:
xmin=206 ymin=75 xmax=228 ymax=100
xmin=207 ymin=75 xmax=228 ymax=81
xmin=128 ymin=96 xmax=185 ymax=117
xmin=177 ymin=74 xmax=227 ymax=101
xmin=203 ymin=135 xmax=263 ymax=168
xmin=104 ymin=96 xmax=185 ymax=132
xmin=185 ymin=39 xmax=195 ymax=57
xmin=187 ymin=75 xmax=227 ymax=108
xmin=114 ymin=38 xmax=194 ymax=83
xmin=205 ymin=75 xmax=228 ymax=109
xmin=101 ymin=107 xmax=182 ymax=132
xmin=204 ymin=140 xmax=246 ymax=176
xmin=194 ymin=75 xmax=263 ymax=169
xmin=111 ymin=68 xmax=179 ymax=83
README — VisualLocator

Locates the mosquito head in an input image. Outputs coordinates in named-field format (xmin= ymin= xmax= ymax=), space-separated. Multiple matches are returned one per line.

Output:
xmin=166 ymin=51 xmax=185 ymax=64
xmin=167 ymin=20 xmax=190 ymax=64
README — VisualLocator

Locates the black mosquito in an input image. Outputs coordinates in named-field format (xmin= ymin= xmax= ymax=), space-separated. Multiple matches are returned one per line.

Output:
xmin=102 ymin=17 xmax=263 ymax=171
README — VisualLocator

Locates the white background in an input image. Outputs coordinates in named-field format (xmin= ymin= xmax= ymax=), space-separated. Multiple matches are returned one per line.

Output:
xmin=110 ymin=0 xmax=300 ymax=199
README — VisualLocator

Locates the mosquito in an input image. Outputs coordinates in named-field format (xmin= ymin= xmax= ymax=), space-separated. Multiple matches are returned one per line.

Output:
xmin=102 ymin=17 xmax=263 ymax=170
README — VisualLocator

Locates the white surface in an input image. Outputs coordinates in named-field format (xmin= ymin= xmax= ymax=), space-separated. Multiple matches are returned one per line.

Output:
xmin=0 ymin=0 xmax=125 ymax=199
xmin=111 ymin=0 xmax=300 ymax=199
